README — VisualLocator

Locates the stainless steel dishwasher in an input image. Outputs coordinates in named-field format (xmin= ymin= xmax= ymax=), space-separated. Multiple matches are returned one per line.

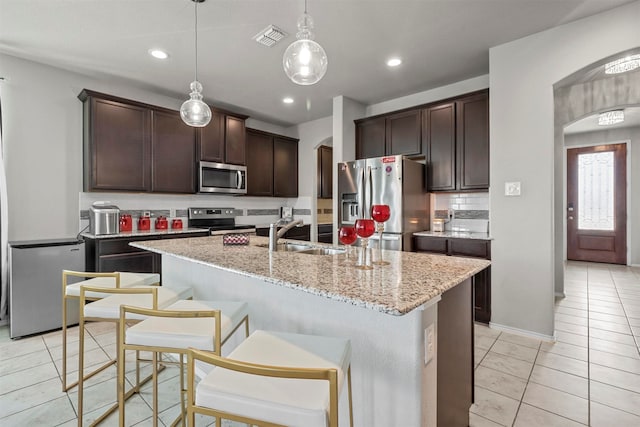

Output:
xmin=8 ymin=238 xmax=85 ymax=338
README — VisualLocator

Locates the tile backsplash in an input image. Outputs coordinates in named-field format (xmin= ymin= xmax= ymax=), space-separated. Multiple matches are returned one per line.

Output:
xmin=431 ymin=192 xmax=490 ymax=233
xmin=79 ymin=192 xmax=312 ymax=232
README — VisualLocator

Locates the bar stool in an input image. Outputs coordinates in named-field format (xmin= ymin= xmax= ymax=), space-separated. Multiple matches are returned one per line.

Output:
xmin=117 ymin=300 xmax=250 ymax=427
xmin=77 ymin=284 xmax=192 ymax=426
xmin=61 ymin=270 xmax=160 ymax=391
xmin=187 ymin=330 xmax=353 ymax=427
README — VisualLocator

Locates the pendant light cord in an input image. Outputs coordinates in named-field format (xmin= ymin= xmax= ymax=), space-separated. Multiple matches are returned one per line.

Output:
xmin=194 ymin=1 xmax=198 ymax=82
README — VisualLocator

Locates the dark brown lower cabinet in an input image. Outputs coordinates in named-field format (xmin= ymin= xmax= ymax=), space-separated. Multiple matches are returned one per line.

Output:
xmin=84 ymin=232 xmax=209 ymax=275
xmin=317 ymin=224 xmax=333 ymax=244
xmin=414 ymin=235 xmax=491 ymax=323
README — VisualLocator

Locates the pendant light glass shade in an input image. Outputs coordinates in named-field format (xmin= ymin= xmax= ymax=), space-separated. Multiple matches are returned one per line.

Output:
xmin=181 ymin=0 xmax=211 ymax=127
xmin=283 ymin=10 xmax=327 ymax=85
xmin=180 ymin=81 xmax=212 ymax=127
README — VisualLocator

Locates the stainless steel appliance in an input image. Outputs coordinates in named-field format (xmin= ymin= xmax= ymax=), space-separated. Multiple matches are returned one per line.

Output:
xmin=338 ymin=155 xmax=428 ymax=251
xmin=89 ymin=201 xmax=120 ymax=235
xmin=199 ymin=161 xmax=247 ymax=195
xmin=8 ymin=238 xmax=84 ymax=338
xmin=188 ymin=208 xmax=256 ymax=235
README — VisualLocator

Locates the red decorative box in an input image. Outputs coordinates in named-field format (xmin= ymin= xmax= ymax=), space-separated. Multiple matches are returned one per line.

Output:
xmin=222 ymin=233 xmax=250 ymax=246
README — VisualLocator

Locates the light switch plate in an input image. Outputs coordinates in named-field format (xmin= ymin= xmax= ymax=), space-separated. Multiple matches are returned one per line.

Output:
xmin=505 ymin=181 xmax=521 ymax=196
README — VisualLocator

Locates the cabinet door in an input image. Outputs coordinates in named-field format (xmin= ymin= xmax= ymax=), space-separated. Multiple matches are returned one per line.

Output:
xmin=273 ymin=137 xmax=298 ymax=197
xmin=356 ymin=117 xmax=386 ymax=160
xmin=198 ymin=110 xmax=225 ymax=163
xmin=474 ymin=267 xmax=491 ymax=324
xmin=386 ymin=110 xmax=421 ymax=156
xmin=98 ymin=251 xmax=157 ymax=273
xmin=413 ymin=236 xmax=448 ymax=254
xmin=225 ymin=115 xmax=246 ymax=165
xmin=317 ymin=145 xmax=333 ymax=199
xmin=246 ymin=130 xmax=274 ymax=196
xmin=424 ymin=103 xmax=456 ymax=191
xmin=151 ymin=109 xmax=196 ymax=193
xmin=457 ymin=92 xmax=489 ymax=190
xmin=89 ymin=98 xmax=151 ymax=191
xmin=449 ymin=239 xmax=490 ymax=259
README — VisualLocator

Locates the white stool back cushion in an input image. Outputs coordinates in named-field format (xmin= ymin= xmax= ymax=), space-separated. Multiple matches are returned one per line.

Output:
xmin=83 ymin=286 xmax=192 ymax=319
xmin=65 ymin=272 xmax=160 ymax=298
xmin=125 ymin=300 xmax=248 ymax=350
xmin=196 ymin=330 xmax=351 ymax=427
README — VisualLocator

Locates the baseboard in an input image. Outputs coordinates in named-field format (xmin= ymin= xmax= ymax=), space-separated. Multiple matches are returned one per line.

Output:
xmin=555 ymin=292 xmax=565 ymax=298
xmin=0 ymin=319 xmax=7 ymax=327
xmin=489 ymin=321 xmax=555 ymax=342
xmin=631 ymin=263 xmax=640 ymax=268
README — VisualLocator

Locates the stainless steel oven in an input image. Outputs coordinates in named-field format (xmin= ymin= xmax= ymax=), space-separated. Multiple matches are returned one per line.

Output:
xmin=199 ymin=161 xmax=247 ymax=194
xmin=188 ymin=208 xmax=256 ymax=235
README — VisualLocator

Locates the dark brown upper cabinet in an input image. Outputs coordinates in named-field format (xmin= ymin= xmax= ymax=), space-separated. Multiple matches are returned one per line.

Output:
xmin=317 ymin=145 xmax=333 ymax=199
xmin=423 ymin=90 xmax=489 ymax=192
xmin=273 ymin=137 xmax=298 ymax=197
xmin=81 ymin=93 xmax=152 ymax=192
xmin=355 ymin=109 xmax=421 ymax=160
xmin=151 ymin=109 xmax=196 ymax=193
xmin=246 ymin=129 xmax=274 ymax=197
xmin=80 ymin=89 xmax=198 ymax=194
xmin=198 ymin=110 xmax=248 ymax=166
xmin=246 ymin=128 xmax=299 ymax=197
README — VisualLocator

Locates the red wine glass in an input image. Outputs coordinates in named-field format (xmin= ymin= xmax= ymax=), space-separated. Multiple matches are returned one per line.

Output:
xmin=338 ymin=226 xmax=357 ymax=265
xmin=355 ymin=219 xmax=375 ymax=270
xmin=371 ymin=205 xmax=391 ymax=265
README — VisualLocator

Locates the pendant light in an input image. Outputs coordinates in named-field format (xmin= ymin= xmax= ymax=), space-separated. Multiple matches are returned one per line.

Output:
xmin=282 ymin=0 xmax=328 ymax=85
xmin=180 ymin=0 xmax=212 ymax=127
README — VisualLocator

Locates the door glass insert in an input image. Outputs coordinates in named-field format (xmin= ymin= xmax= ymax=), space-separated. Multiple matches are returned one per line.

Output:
xmin=578 ymin=151 xmax=614 ymax=230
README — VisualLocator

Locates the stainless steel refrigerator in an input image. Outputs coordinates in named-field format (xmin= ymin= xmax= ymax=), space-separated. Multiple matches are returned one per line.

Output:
xmin=337 ymin=155 xmax=429 ymax=251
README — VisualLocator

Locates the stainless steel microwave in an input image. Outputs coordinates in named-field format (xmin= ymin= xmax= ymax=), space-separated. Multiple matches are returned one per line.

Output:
xmin=198 ymin=161 xmax=247 ymax=194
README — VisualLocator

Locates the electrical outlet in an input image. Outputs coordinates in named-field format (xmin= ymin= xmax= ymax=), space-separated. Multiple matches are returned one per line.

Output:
xmin=505 ymin=181 xmax=521 ymax=196
xmin=424 ymin=324 xmax=435 ymax=365
xmin=143 ymin=210 xmax=151 ymax=217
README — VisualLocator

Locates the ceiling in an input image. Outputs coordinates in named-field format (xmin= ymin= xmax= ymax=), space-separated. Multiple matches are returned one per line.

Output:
xmin=0 ymin=0 xmax=635 ymax=126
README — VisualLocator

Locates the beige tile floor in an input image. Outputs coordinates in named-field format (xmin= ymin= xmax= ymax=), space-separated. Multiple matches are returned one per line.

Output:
xmin=1 ymin=261 xmax=639 ymax=426
xmin=471 ymin=262 xmax=640 ymax=427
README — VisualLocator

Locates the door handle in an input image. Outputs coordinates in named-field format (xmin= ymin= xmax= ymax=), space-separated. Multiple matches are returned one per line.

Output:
xmin=568 ymin=216 xmax=574 ymax=220
xmin=236 ymin=170 xmax=243 ymax=189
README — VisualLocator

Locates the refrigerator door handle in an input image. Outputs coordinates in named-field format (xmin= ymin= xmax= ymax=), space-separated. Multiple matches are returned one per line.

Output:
xmin=359 ymin=167 xmax=366 ymax=219
xmin=368 ymin=165 xmax=373 ymax=218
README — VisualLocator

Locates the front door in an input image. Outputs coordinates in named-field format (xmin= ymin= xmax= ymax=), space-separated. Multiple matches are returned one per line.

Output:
xmin=567 ymin=143 xmax=627 ymax=264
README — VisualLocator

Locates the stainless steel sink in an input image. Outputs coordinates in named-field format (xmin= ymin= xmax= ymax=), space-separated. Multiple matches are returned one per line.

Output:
xmin=255 ymin=242 xmax=345 ymax=255
xmin=296 ymin=247 xmax=346 ymax=256
xmin=255 ymin=242 xmax=312 ymax=252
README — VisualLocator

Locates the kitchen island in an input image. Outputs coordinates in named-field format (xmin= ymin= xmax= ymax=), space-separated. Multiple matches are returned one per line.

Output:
xmin=132 ymin=235 xmax=490 ymax=427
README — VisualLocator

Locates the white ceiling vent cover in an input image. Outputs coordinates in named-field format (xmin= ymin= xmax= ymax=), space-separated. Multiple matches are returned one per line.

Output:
xmin=253 ymin=25 xmax=288 ymax=47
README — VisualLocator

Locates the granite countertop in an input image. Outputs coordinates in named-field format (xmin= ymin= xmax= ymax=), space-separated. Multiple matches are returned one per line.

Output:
xmin=413 ymin=230 xmax=492 ymax=240
xmin=131 ymin=235 xmax=490 ymax=316
xmin=81 ymin=227 xmax=208 ymax=239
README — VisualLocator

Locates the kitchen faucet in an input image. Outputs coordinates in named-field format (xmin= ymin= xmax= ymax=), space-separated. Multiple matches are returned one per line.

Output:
xmin=269 ymin=218 xmax=304 ymax=251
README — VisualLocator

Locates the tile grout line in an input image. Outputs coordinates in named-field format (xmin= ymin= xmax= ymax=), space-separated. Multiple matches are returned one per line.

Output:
xmin=510 ymin=338 xmax=542 ymax=427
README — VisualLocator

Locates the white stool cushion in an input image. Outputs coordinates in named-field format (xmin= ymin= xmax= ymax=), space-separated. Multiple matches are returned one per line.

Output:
xmin=125 ymin=300 xmax=249 ymax=350
xmin=83 ymin=286 xmax=192 ymax=320
xmin=66 ymin=272 xmax=160 ymax=298
xmin=196 ymin=330 xmax=351 ymax=427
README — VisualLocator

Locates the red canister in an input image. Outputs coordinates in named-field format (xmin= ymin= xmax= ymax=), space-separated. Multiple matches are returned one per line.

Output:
xmin=155 ymin=216 xmax=168 ymax=230
xmin=119 ymin=214 xmax=132 ymax=232
xmin=171 ymin=219 xmax=183 ymax=229
xmin=138 ymin=215 xmax=151 ymax=231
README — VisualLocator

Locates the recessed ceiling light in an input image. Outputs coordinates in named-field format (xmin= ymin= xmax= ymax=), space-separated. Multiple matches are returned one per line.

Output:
xmin=148 ymin=49 xmax=169 ymax=60
xmin=604 ymin=54 xmax=640 ymax=74
xmin=387 ymin=58 xmax=402 ymax=67
xmin=283 ymin=97 xmax=294 ymax=104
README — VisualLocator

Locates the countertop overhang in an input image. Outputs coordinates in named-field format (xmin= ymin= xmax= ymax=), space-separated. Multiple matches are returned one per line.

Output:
xmin=131 ymin=236 xmax=490 ymax=316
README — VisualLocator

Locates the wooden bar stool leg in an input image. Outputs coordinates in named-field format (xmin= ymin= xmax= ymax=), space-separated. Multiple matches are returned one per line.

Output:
xmin=348 ymin=366 xmax=354 ymax=427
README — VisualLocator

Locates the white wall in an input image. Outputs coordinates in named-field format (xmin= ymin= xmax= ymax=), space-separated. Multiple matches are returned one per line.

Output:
xmin=489 ymin=1 xmax=640 ymax=337
xmin=565 ymin=126 xmax=640 ymax=266
xmin=366 ymin=75 xmax=489 ymax=117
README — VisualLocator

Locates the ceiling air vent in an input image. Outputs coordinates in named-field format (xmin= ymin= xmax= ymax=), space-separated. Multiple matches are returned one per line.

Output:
xmin=253 ymin=25 xmax=288 ymax=47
